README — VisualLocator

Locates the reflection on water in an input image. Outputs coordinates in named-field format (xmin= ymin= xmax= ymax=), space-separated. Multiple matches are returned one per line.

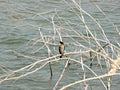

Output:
xmin=0 ymin=0 xmax=120 ymax=90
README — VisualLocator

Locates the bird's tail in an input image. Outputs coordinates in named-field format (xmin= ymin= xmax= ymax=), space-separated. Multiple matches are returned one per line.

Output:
xmin=60 ymin=54 xmax=63 ymax=58
xmin=60 ymin=55 xmax=62 ymax=58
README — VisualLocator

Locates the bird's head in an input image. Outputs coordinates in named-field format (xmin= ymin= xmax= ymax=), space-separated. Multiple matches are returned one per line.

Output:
xmin=60 ymin=41 xmax=64 ymax=44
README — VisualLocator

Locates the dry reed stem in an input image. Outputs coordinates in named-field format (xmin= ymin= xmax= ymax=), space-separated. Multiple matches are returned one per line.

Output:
xmin=1 ymin=1 xmax=120 ymax=90
xmin=60 ymin=73 xmax=117 ymax=90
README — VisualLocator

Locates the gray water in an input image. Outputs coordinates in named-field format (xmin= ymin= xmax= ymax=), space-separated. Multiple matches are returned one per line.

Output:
xmin=0 ymin=0 xmax=120 ymax=90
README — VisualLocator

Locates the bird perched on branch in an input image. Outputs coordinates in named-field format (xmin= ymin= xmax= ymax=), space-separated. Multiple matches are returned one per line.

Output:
xmin=59 ymin=41 xmax=65 ymax=58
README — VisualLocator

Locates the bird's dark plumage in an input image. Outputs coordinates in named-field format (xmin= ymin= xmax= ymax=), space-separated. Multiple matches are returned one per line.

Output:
xmin=59 ymin=41 xmax=65 ymax=58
